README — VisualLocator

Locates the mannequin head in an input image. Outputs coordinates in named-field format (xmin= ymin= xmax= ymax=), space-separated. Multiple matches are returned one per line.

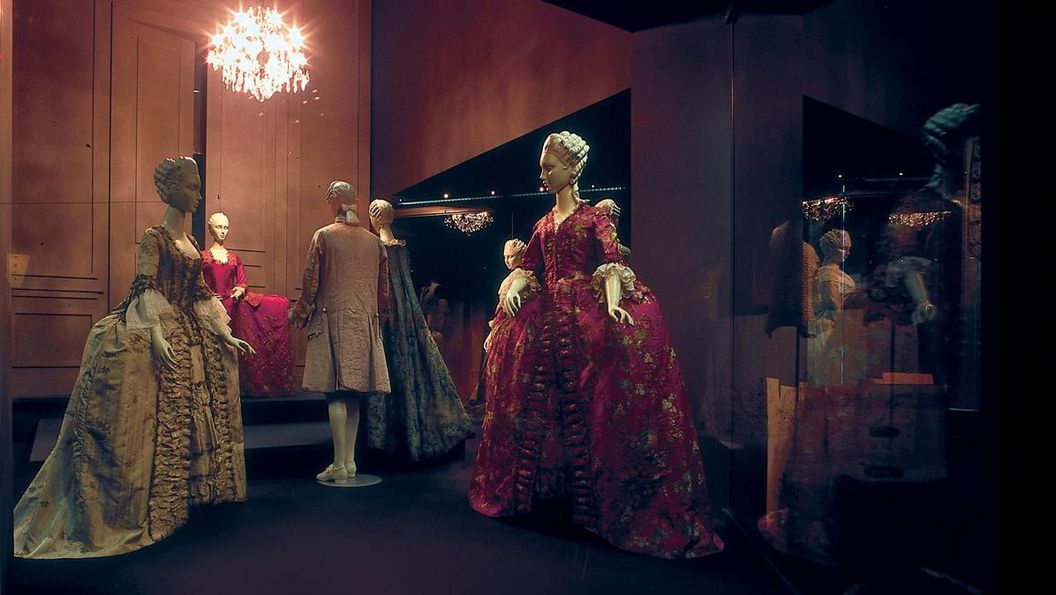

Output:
xmin=153 ymin=156 xmax=201 ymax=213
xmin=326 ymin=181 xmax=357 ymax=222
xmin=922 ymin=103 xmax=979 ymax=195
xmin=819 ymin=229 xmax=852 ymax=263
xmin=207 ymin=212 xmax=230 ymax=243
xmin=540 ymin=131 xmax=589 ymax=197
xmin=369 ymin=198 xmax=395 ymax=229
xmin=502 ymin=238 xmax=527 ymax=270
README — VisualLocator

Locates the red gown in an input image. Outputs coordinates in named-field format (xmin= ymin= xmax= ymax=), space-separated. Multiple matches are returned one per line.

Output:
xmin=201 ymin=250 xmax=296 ymax=397
xmin=470 ymin=203 xmax=724 ymax=559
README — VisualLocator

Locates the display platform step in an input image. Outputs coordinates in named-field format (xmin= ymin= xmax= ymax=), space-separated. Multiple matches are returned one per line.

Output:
xmin=30 ymin=418 xmax=331 ymax=463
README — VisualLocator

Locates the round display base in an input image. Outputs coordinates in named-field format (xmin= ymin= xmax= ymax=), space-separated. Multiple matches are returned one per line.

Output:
xmin=315 ymin=474 xmax=382 ymax=488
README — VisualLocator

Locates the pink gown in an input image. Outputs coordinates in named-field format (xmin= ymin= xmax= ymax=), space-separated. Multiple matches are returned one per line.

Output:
xmin=201 ymin=250 xmax=296 ymax=397
xmin=470 ymin=203 xmax=724 ymax=559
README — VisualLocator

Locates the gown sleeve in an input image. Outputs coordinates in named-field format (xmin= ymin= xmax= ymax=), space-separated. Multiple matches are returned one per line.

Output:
xmin=124 ymin=228 xmax=176 ymax=331
xmin=589 ymin=208 xmax=637 ymax=303
xmin=509 ymin=224 xmax=543 ymax=296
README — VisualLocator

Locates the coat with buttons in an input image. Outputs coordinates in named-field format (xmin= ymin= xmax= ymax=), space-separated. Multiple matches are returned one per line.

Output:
xmin=290 ymin=220 xmax=391 ymax=394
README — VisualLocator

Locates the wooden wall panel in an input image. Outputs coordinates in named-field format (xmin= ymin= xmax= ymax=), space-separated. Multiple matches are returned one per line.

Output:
xmin=109 ymin=9 xmax=195 ymax=306
xmin=205 ymin=87 xmax=282 ymax=292
xmin=8 ymin=0 xmax=108 ymax=398
xmin=11 ymin=312 xmax=93 ymax=367
xmin=2 ymin=0 xmax=14 ymax=584
xmin=8 ymin=0 xmax=370 ymax=397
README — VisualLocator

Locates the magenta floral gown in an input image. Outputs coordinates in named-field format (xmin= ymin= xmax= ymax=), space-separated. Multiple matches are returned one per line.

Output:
xmin=201 ymin=250 xmax=295 ymax=397
xmin=469 ymin=203 xmax=724 ymax=559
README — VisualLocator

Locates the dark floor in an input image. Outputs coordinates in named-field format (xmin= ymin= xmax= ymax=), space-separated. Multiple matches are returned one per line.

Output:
xmin=8 ymin=438 xmax=786 ymax=595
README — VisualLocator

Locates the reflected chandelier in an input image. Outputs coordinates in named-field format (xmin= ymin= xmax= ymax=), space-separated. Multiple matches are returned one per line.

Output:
xmin=444 ymin=211 xmax=494 ymax=234
xmin=801 ymin=195 xmax=851 ymax=222
xmin=207 ymin=6 xmax=309 ymax=102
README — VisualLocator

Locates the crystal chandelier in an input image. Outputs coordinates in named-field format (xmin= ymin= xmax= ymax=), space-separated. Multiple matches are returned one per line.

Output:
xmin=206 ymin=6 xmax=309 ymax=102
xmin=444 ymin=211 xmax=494 ymax=234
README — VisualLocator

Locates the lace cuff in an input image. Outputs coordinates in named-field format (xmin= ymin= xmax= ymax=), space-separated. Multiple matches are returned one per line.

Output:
xmin=194 ymin=296 xmax=233 ymax=336
xmin=125 ymin=288 xmax=175 ymax=330
xmin=883 ymin=256 xmax=932 ymax=288
xmin=591 ymin=262 xmax=637 ymax=303
xmin=510 ymin=268 xmax=541 ymax=298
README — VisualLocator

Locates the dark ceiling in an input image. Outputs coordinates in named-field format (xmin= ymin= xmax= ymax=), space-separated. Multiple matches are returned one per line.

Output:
xmin=542 ymin=0 xmax=835 ymax=32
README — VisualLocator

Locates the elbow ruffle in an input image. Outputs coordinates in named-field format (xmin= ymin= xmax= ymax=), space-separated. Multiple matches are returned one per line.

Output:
xmin=883 ymin=256 xmax=932 ymax=288
xmin=195 ymin=296 xmax=232 ymax=336
xmin=124 ymin=288 xmax=175 ymax=331
xmin=591 ymin=262 xmax=636 ymax=303
xmin=510 ymin=268 xmax=541 ymax=298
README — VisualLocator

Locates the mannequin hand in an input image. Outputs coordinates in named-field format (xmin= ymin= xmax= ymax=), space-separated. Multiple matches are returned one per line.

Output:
xmin=911 ymin=301 xmax=937 ymax=324
xmin=607 ymin=304 xmax=635 ymax=325
xmin=369 ymin=202 xmax=383 ymax=221
xmin=151 ymin=329 xmax=176 ymax=370
xmin=223 ymin=333 xmax=256 ymax=355
xmin=503 ymin=277 xmax=528 ymax=317
xmin=483 ymin=333 xmax=493 ymax=352
xmin=231 ymin=286 xmax=246 ymax=300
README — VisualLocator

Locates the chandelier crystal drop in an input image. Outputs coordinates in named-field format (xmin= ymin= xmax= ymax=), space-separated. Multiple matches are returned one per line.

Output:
xmin=444 ymin=211 xmax=494 ymax=234
xmin=207 ymin=6 xmax=309 ymax=102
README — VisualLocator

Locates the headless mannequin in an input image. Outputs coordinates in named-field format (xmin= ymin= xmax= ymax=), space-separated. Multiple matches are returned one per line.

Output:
xmin=504 ymin=144 xmax=634 ymax=325
xmin=152 ymin=165 xmax=254 ymax=368
xmin=206 ymin=213 xmax=245 ymax=301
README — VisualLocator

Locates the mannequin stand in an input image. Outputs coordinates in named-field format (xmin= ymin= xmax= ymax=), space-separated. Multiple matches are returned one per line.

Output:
xmin=316 ymin=474 xmax=382 ymax=488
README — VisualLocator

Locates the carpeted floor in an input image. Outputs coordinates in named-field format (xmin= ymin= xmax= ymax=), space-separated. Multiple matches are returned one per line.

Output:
xmin=9 ymin=439 xmax=785 ymax=595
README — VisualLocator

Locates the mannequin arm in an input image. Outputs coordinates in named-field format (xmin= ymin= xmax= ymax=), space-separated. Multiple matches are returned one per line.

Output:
xmin=603 ymin=268 xmax=635 ymax=325
xmin=884 ymin=256 xmax=936 ymax=324
xmin=904 ymin=271 xmax=937 ymax=323
xmin=232 ymin=253 xmax=247 ymax=299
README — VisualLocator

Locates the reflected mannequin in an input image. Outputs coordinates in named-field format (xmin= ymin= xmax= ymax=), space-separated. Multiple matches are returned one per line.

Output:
xmin=813 ymin=230 xmax=855 ymax=335
xmin=483 ymin=238 xmax=528 ymax=353
xmin=365 ymin=199 xmax=472 ymax=462
xmin=290 ymin=181 xmax=390 ymax=484
xmin=470 ymin=131 xmax=724 ymax=558
xmin=14 ymin=156 xmax=253 ymax=558
xmin=808 ymin=229 xmax=859 ymax=386
xmin=202 ymin=212 xmax=296 ymax=397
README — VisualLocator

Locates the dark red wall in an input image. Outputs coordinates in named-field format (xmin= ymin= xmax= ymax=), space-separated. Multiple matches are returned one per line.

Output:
xmin=631 ymin=18 xmax=733 ymax=439
xmin=371 ymin=0 xmax=631 ymax=196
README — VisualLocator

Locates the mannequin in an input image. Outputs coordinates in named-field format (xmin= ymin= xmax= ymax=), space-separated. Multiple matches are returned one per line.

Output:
xmin=202 ymin=212 xmax=295 ymax=397
xmin=365 ymin=199 xmax=471 ymax=461
xmin=14 ymin=156 xmax=254 ymax=558
xmin=808 ymin=229 xmax=858 ymax=385
xmin=470 ymin=131 xmax=724 ymax=559
xmin=814 ymin=230 xmax=855 ymax=334
xmin=289 ymin=181 xmax=390 ymax=484
xmin=866 ymin=103 xmax=980 ymax=400
xmin=483 ymin=238 xmax=528 ymax=353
